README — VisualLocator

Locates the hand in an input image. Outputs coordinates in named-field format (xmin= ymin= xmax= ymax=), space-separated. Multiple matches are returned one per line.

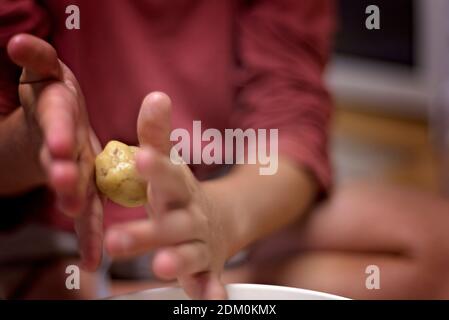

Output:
xmin=7 ymin=34 xmax=103 ymax=271
xmin=105 ymin=92 xmax=233 ymax=299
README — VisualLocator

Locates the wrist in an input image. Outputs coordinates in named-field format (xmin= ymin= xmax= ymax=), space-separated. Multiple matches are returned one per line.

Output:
xmin=201 ymin=179 xmax=246 ymax=258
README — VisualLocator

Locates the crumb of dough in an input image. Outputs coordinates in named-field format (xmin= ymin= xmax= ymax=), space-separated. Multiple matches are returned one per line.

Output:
xmin=95 ymin=140 xmax=147 ymax=207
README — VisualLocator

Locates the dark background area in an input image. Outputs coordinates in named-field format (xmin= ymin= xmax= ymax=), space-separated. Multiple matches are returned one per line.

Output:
xmin=335 ymin=0 xmax=415 ymax=67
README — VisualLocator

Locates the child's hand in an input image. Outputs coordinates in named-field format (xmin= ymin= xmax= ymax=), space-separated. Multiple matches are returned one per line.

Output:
xmin=105 ymin=92 xmax=233 ymax=299
xmin=7 ymin=34 xmax=103 ymax=271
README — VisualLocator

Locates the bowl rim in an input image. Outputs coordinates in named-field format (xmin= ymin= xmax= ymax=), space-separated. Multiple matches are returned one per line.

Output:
xmin=227 ymin=283 xmax=350 ymax=300
xmin=110 ymin=283 xmax=350 ymax=300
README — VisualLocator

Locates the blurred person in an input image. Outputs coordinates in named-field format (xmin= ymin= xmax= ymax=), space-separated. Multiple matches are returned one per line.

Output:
xmin=1 ymin=0 xmax=447 ymax=300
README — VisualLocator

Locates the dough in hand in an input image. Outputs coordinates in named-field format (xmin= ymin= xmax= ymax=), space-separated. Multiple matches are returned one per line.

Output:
xmin=95 ymin=140 xmax=147 ymax=207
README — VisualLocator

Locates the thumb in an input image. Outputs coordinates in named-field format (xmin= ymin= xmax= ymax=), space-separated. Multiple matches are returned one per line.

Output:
xmin=137 ymin=92 xmax=172 ymax=155
xmin=7 ymin=33 xmax=62 ymax=83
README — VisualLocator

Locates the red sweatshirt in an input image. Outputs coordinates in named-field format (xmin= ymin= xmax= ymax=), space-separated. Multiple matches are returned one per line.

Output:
xmin=0 ymin=0 xmax=334 ymax=230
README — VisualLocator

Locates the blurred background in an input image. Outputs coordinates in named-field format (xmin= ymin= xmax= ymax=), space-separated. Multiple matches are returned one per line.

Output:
xmin=327 ymin=0 xmax=449 ymax=194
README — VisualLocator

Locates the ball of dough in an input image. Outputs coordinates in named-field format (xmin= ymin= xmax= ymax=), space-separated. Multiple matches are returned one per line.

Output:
xmin=95 ymin=140 xmax=147 ymax=207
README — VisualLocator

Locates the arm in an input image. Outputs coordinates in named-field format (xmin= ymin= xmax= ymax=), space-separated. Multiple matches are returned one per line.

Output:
xmin=233 ymin=0 xmax=335 ymax=191
xmin=104 ymin=93 xmax=318 ymax=300
xmin=0 ymin=2 xmax=93 ymax=209
xmin=105 ymin=0 xmax=334 ymax=299
xmin=0 ymin=109 xmax=45 ymax=195
xmin=221 ymin=0 xmax=335 ymax=254
xmin=203 ymin=158 xmax=317 ymax=257
xmin=0 ymin=34 xmax=103 ymax=271
xmin=0 ymin=0 xmax=50 ymax=195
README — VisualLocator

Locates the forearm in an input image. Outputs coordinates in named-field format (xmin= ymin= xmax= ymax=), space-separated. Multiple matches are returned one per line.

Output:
xmin=0 ymin=108 xmax=45 ymax=195
xmin=203 ymin=156 xmax=318 ymax=257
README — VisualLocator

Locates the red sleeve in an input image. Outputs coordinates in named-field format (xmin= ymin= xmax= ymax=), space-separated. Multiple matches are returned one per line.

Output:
xmin=233 ymin=0 xmax=335 ymax=191
xmin=0 ymin=0 xmax=50 ymax=114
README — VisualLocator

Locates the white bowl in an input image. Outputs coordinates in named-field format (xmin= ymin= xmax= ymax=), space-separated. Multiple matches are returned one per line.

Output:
xmin=111 ymin=283 xmax=349 ymax=300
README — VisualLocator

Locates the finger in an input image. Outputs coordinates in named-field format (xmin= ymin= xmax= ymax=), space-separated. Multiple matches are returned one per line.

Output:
xmin=203 ymin=274 xmax=227 ymax=300
xmin=7 ymin=33 xmax=62 ymax=83
xmin=37 ymin=83 xmax=77 ymax=159
xmin=49 ymin=160 xmax=78 ymax=194
xmin=37 ymin=85 xmax=81 ymax=214
xmin=38 ymin=105 xmax=81 ymax=216
xmin=89 ymin=128 xmax=102 ymax=155
xmin=39 ymin=145 xmax=51 ymax=173
xmin=105 ymin=210 xmax=201 ymax=258
xmin=152 ymin=241 xmax=209 ymax=280
xmin=75 ymin=193 xmax=104 ymax=272
xmin=136 ymin=147 xmax=191 ymax=211
xmin=75 ymin=143 xmax=96 ymax=214
xmin=180 ymin=272 xmax=227 ymax=300
xmin=137 ymin=91 xmax=172 ymax=154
